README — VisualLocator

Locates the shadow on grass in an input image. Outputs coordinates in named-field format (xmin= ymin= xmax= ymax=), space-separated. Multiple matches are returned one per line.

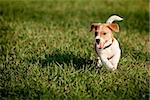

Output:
xmin=29 ymin=50 xmax=95 ymax=70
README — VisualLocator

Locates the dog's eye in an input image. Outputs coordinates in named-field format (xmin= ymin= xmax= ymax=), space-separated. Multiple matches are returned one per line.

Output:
xmin=103 ymin=33 xmax=107 ymax=35
xmin=95 ymin=32 xmax=98 ymax=36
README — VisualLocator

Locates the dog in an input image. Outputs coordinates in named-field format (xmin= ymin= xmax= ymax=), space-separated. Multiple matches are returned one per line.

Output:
xmin=90 ymin=15 xmax=123 ymax=70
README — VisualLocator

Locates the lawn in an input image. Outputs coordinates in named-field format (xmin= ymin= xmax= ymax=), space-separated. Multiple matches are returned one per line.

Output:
xmin=0 ymin=0 xmax=149 ymax=99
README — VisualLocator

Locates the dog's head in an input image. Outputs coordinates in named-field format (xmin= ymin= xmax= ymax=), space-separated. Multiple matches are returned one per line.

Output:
xmin=90 ymin=15 xmax=123 ymax=49
xmin=90 ymin=23 xmax=119 ymax=49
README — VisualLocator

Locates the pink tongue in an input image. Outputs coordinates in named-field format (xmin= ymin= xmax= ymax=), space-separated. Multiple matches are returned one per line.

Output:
xmin=98 ymin=44 xmax=104 ymax=49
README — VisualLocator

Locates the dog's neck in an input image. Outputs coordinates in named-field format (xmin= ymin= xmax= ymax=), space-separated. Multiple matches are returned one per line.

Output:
xmin=103 ymin=38 xmax=114 ymax=49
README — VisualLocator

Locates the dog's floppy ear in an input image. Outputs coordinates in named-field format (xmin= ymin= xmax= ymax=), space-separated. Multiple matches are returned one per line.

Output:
xmin=90 ymin=24 xmax=95 ymax=32
xmin=107 ymin=23 xmax=119 ymax=32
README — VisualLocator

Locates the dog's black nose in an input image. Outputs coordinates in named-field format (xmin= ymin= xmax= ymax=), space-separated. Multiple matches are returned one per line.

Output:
xmin=96 ymin=39 xmax=100 ymax=44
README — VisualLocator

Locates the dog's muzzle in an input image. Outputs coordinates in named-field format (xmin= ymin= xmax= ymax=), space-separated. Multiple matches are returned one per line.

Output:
xmin=95 ymin=36 xmax=104 ymax=49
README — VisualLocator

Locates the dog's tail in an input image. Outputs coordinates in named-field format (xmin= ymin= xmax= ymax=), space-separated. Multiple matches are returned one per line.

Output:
xmin=106 ymin=15 xmax=123 ymax=23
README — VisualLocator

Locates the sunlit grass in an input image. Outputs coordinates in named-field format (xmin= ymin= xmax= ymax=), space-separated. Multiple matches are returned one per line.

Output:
xmin=0 ymin=0 xmax=149 ymax=99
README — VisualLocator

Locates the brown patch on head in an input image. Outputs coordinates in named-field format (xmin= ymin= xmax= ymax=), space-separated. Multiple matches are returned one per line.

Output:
xmin=107 ymin=23 xmax=119 ymax=32
xmin=90 ymin=23 xmax=120 ymax=33
xmin=98 ymin=24 xmax=113 ymax=40
xmin=90 ymin=23 xmax=101 ymax=32
xmin=90 ymin=23 xmax=120 ymax=40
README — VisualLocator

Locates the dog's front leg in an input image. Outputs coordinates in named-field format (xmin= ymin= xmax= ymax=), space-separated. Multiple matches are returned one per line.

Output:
xmin=97 ymin=57 xmax=102 ymax=67
xmin=110 ymin=51 xmax=121 ymax=70
xmin=100 ymin=55 xmax=114 ymax=70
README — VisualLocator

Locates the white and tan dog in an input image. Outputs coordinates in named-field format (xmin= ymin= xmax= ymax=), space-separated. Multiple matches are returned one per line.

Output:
xmin=90 ymin=15 xmax=123 ymax=70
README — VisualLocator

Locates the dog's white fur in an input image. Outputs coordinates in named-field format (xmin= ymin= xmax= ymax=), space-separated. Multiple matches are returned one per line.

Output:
xmin=96 ymin=38 xmax=121 ymax=70
xmin=91 ymin=15 xmax=123 ymax=70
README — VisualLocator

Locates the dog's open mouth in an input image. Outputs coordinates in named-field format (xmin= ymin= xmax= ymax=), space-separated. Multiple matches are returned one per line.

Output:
xmin=97 ymin=43 xmax=104 ymax=49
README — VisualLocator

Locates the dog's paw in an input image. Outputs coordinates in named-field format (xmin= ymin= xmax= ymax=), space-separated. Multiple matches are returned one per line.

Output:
xmin=97 ymin=57 xmax=102 ymax=65
xmin=96 ymin=61 xmax=103 ymax=69
xmin=97 ymin=62 xmax=101 ymax=67
xmin=112 ymin=67 xmax=117 ymax=71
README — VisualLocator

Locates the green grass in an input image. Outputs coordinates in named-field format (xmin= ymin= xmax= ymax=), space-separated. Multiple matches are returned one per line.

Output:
xmin=0 ymin=0 xmax=149 ymax=99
